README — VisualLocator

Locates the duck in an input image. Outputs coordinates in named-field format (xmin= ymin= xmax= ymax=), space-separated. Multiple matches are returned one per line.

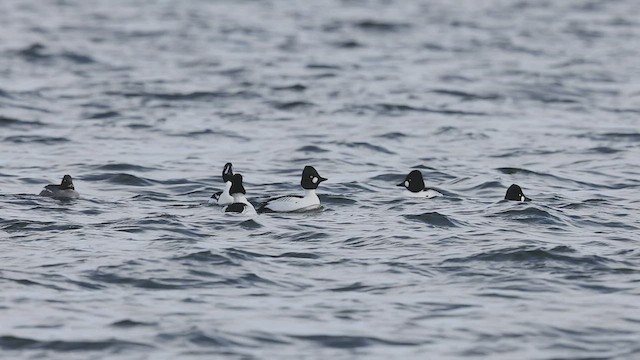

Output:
xmin=209 ymin=162 xmax=234 ymax=205
xmin=223 ymin=174 xmax=256 ymax=215
xmin=260 ymin=166 xmax=327 ymax=212
xmin=39 ymin=175 xmax=79 ymax=199
xmin=397 ymin=170 xmax=441 ymax=198
xmin=504 ymin=184 xmax=531 ymax=202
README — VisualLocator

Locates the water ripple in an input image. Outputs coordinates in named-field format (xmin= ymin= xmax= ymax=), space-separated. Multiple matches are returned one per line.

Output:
xmin=290 ymin=334 xmax=421 ymax=348
xmin=403 ymin=212 xmax=459 ymax=227
xmin=0 ymin=336 xmax=152 ymax=351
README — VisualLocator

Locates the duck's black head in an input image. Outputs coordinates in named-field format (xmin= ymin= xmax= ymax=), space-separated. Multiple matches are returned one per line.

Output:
xmin=397 ymin=170 xmax=425 ymax=193
xmin=301 ymin=166 xmax=327 ymax=190
xmin=222 ymin=162 xmax=234 ymax=183
xmin=60 ymin=175 xmax=74 ymax=190
xmin=505 ymin=184 xmax=531 ymax=202
xmin=229 ymin=174 xmax=246 ymax=195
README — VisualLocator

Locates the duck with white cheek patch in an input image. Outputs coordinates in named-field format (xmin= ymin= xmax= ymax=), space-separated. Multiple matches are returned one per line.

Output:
xmin=504 ymin=184 xmax=532 ymax=202
xmin=397 ymin=170 xmax=441 ymax=198
xmin=260 ymin=166 xmax=327 ymax=213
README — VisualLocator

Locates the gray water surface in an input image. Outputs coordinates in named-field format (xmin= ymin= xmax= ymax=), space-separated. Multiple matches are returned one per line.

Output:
xmin=1 ymin=0 xmax=640 ymax=359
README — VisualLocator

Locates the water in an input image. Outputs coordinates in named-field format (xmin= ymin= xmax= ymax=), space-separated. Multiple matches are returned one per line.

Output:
xmin=1 ymin=0 xmax=640 ymax=358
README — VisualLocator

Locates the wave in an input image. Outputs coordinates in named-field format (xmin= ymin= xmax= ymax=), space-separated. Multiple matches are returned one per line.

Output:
xmin=3 ymin=135 xmax=69 ymax=144
xmin=1 ymin=275 xmax=66 ymax=291
xmin=497 ymin=167 xmax=545 ymax=175
xmin=93 ymin=163 xmax=157 ymax=172
xmin=321 ymin=194 xmax=359 ymax=205
xmin=332 ymin=141 xmax=395 ymax=154
xmin=591 ymin=132 xmax=640 ymax=141
xmin=375 ymin=131 xmax=407 ymax=140
xmin=237 ymin=219 xmax=264 ymax=229
xmin=271 ymin=84 xmax=307 ymax=92
xmin=0 ymin=115 xmax=47 ymax=127
xmin=173 ymin=251 xmax=236 ymax=265
xmin=332 ymin=39 xmax=363 ymax=48
xmin=489 ymin=149 xmax=562 ymax=158
xmin=82 ymin=173 xmax=154 ymax=186
xmin=110 ymin=319 xmax=157 ymax=328
xmin=369 ymin=173 xmax=405 ymax=182
xmin=588 ymin=146 xmax=622 ymax=154
xmin=0 ymin=335 xmax=152 ymax=351
xmin=290 ymin=334 xmax=420 ymax=348
xmin=322 ymin=19 xmax=412 ymax=33
xmin=571 ymin=217 xmax=638 ymax=231
xmin=296 ymin=145 xmax=329 ymax=153
xmin=404 ymin=212 xmax=459 ymax=227
xmin=64 ymin=51 xmax=96 ymax=64
xmin=15 ymin=43 xmax=97 ymax=64
xmin=353 ymin=20 xmax=412 ymax=32
xmin=515 ymin=88 xmax=581 ymax=104
xmin=558 ymin=198 xmax=610 ymax=209
xmin=106 ymin=90 xmax=259 ymax=101
xmin=85 ymin=111 xmax=121 ymax=120
xmin=491 ymin=206 xmax=567 ymax=226
xmin=458 ymin=180 xmax=504 ymax=191
xmin=16 ymin=43 xmax=50 ymax=60
xmin=430 ymin=89 xmax=502 ymax=101
xmin=86 ymin=268 xmax=211 ymax=290
xmin=156 ymin=328 xmax=243 ymax=348
xmin=171 ymin=128 xmax=250 ymax=140
xmin=443 ymin=245 xmax=623 ymax=270
xmin=495 ymin=167 xmax=620 ymax=189
xmin=223 ymin=248 xmax=320 ymax=260
xmin=2 ymin=219 xmax=82 ymax=233
xmin=306 ymin=63 xmax=342 ymax=70
xmin=269 ymin=100 xmax=315 ymax=111
xmin=343 ymin=103 xmax=487 ymax=116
